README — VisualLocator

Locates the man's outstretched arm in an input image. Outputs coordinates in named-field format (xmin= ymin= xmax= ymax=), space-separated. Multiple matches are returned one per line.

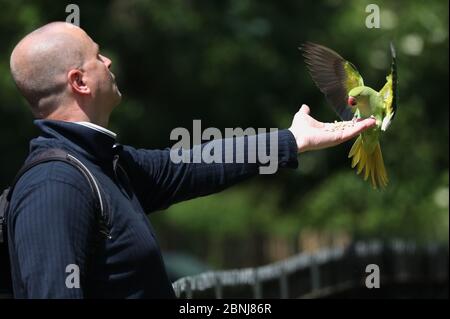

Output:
xmin=121 ymin=128 xmax=298 ymax=212
xmin=122 ymin=104 xmax=376 ymax=212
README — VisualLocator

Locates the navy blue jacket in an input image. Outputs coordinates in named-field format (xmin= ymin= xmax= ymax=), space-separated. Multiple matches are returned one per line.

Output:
xmin=7 ymin=120 xmax=298 ymax=298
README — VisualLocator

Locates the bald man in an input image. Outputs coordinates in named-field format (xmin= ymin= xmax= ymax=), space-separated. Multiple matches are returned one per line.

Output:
xmin=6 ymin=22 xmax=375 ymax=298
xmin=10 ymin=22 xmax=120 ymax=124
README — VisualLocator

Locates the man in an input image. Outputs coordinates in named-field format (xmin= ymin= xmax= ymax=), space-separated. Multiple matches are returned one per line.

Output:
xmin=7 ymin=22 xmax=375 ymax=298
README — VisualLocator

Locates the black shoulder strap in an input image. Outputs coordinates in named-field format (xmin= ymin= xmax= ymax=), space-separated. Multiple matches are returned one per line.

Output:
xmin=0 ymin=148 xmax=111 ymax=298
xmin=4 ymin=148 xmax=111 ymax=239
xmin=6 ymin=149 xmax=69 ymax=201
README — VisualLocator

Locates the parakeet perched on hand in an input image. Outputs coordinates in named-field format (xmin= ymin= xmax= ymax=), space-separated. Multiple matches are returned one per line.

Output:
xmin=300 ymin=42 xmax=398 ymax=189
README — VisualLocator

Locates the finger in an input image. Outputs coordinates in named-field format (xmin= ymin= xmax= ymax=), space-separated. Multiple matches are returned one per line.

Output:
xmin=299 ymin=104 xmax=310 ymax=115
xmin=355 ymin=117 xmax=375 ymax=124
xmin=342 ymin=118 xmax=376 ymax=140
xmin=358 ymin=118 xmax=377 ymax=129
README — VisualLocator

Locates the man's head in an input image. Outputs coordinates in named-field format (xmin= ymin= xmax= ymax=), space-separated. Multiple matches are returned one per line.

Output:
xmin=10 ymin=22 xmax=121 ymax=125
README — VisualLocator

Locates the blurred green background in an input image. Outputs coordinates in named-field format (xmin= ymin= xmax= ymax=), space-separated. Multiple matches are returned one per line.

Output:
xmin=0 ymin=0 xmax=448 ymax=272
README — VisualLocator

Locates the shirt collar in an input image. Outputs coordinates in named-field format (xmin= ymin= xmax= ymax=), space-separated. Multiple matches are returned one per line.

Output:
xmin=74 ymin=121 xmax=117 ymax=139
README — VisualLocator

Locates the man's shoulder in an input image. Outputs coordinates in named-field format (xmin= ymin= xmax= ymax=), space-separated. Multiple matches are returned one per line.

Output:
xmin=121 ymin=144 xmax=171 ymax=167
xmin=11 ymin=155 xmax=92 ymax=203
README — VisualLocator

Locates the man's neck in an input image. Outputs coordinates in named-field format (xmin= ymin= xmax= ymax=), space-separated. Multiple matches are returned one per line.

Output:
xmin=46 ymin=105 xmax=110 ymax=128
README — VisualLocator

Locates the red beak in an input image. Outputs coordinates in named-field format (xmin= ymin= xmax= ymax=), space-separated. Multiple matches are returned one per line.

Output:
xmin=347 ymin=96 xmax=357 ymax=107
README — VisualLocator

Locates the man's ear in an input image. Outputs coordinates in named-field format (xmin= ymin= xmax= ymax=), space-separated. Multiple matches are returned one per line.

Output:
xmin=68 ymin=69 xmax=90 ymax=95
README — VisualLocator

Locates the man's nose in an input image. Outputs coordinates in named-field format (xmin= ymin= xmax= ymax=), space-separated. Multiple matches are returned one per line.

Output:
xmin=100 ymin=54 xmax=112 ymax=68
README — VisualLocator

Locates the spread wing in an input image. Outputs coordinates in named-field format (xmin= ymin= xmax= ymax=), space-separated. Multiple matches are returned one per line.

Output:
xmin=300 ymin=42 xmax=364 ymax=121
xmin=380 ymin=42 xmax=398 ymax=131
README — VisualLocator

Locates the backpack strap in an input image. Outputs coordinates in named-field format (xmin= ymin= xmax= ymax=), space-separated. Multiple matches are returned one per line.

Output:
xmin=0 ymin=189 xmax=11 ymax=244
xmin=2 ymin=148 xmax=111 ymax=241
xmin=0 ymin=148 xmax=112 ymax=298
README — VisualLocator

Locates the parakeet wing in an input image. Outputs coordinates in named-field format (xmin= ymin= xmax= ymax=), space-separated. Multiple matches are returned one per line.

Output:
xmin=300 ymin=42 xmax=364 ymax=121
xmin=380 ymin=42 xmax=398 ymax=131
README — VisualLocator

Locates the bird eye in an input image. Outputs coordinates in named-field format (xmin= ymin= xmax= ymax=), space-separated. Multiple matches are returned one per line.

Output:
xmin=347 ymin=96 xmax=357 ymax=106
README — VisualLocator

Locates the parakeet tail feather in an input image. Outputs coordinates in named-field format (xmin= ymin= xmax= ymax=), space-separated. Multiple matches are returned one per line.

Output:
xmin=348 ymin=136 xmax=388 ymax=189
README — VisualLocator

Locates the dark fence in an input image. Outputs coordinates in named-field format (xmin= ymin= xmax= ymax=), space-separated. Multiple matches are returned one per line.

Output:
xmin=172 ymin=240 xmax=449 ymax=299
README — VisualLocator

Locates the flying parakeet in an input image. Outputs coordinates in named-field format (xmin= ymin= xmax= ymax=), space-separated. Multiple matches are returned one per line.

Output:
xmin=300 ymin=42 xmax=398 ymax=189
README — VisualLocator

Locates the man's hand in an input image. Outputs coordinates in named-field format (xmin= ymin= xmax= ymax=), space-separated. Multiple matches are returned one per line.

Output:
xmin=288 ymin=104 xmax=377 ymax=153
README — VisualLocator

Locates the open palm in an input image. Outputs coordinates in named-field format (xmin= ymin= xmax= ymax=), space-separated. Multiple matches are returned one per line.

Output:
xmin=288 ymin=104 xmax=376 ymax=153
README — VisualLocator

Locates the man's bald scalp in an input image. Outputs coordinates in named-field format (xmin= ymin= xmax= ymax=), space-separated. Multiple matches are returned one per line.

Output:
xmin=10 ymin=22 xmax=87 ymax=118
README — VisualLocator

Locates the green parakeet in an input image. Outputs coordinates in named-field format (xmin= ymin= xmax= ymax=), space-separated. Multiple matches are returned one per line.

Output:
xmin=300 ymin=42 xmax=398 ymax=189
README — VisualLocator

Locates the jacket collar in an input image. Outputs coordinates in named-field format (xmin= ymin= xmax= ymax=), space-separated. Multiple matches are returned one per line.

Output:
xmin=32 ymin=119 xmax=119 ymax=163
